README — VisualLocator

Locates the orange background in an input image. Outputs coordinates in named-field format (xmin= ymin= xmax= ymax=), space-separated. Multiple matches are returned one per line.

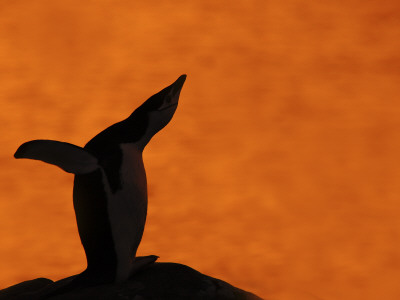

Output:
xmin=1 ymin=1 xmax=400 ymax=299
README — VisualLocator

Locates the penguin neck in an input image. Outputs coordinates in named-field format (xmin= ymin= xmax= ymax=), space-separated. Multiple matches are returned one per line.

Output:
xmin=134 ymin=137 xmax=150 ymax=152
xmin=134 ymin=129 xmax=158 ymax=151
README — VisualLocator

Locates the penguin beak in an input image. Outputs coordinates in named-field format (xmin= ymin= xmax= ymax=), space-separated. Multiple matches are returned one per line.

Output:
xmin=158 ymin=74 xmax=187 ymax=111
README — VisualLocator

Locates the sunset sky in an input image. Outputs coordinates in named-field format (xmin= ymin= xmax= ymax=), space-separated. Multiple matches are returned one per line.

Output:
xmin=1 ymin=1 xmax=400 ymax=299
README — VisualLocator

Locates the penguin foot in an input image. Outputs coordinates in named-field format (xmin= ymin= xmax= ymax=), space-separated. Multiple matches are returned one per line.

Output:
xmin=129 ymin=255 xmax=159 ymax=277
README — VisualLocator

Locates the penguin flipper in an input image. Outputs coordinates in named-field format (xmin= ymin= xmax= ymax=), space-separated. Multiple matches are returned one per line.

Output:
xmin=14 ymin=139 xmax=99 ymax=174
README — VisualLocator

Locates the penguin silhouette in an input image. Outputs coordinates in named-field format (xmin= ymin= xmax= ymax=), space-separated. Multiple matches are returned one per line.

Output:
xmin=14 ymin=75 xmax=186 ymax=287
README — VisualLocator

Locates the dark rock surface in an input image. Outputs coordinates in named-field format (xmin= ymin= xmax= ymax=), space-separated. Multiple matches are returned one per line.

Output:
xmin=0 ymin=263 xmax=263 ymax=300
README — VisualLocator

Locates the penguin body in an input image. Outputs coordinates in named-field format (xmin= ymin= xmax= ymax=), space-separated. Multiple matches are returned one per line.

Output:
xmin=14 ymin=75 xmax=186 ymax=285
xmin=73 ymin=144 xmax=148 ymax=283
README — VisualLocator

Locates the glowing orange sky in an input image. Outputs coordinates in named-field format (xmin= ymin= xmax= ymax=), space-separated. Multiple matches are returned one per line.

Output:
xmin=1 ymin=1 xmax=400 ymax=299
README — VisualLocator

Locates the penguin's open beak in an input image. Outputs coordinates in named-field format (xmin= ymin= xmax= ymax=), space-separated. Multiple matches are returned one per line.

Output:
xmin=158 ymin=74 xmax=186 ymax=111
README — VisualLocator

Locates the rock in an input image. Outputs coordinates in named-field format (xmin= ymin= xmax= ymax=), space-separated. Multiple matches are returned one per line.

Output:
xmin=0 ymin=278 xmax=53 ymax=299
xmin=0 ymin=263 xmax=263 ymax=300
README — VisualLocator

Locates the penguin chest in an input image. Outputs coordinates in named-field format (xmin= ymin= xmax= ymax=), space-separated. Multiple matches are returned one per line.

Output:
xmin=105 ymin=144 xmax=147 ymax=281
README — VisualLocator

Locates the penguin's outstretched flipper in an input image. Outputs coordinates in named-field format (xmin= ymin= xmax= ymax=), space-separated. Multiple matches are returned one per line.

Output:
xmin=14 ymin=139 xmax=99 ymax=174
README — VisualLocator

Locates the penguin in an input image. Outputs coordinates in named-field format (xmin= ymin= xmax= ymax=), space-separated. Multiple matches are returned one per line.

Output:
xmin=14 ymin=75 xmax=186 ymax=287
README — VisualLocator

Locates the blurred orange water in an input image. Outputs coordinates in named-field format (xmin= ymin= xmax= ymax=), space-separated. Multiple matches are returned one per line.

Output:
xmin=1 ymin=1 xmax=400 ymax=299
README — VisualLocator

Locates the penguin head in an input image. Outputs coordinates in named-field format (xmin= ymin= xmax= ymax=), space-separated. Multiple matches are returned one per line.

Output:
xmin=84 ymin=74 xmax=186 ymax=154
xmin=133 ymin=74 xmax=186 ymax=145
